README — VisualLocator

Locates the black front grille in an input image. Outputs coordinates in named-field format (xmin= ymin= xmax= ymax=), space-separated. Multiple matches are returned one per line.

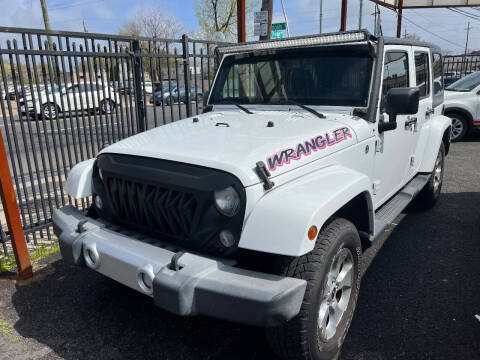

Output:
xmin=94 ymin=154 xmax=246 ymax=257
xmin=105 ymin=177 xmax=198 ymax=239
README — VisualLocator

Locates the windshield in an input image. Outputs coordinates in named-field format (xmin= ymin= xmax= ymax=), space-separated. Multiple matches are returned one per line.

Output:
xmin=209 ymin=48 xmax=373 ymax=107
xmin=447 ymin=71 xmax=480 ymax=92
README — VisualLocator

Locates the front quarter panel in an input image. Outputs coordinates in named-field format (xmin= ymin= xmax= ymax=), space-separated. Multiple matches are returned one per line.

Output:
xmin=238 ymin=165 xmax=373 ymax=256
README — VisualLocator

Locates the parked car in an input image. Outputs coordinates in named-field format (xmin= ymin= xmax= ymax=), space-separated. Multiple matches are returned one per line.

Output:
xmin=54 ymin=31 xmax=451 ymax=360
xmin=20 ymin=82 xmax=117 ymax=119
xmin=444 ymin=71 xmax=480 ymax=141
xmin=150 ymin=83 xmax=178 ymax=105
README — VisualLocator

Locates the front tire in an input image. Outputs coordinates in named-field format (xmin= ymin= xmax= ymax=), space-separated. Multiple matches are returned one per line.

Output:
xmin=266 ymin=218 xmax=362 ymax=360
xmin=41 ymin=102 xmax=58 ymax=120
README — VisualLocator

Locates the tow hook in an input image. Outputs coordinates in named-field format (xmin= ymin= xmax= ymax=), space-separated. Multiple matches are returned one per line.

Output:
xmin=168 ymin=251 xmax=185 ymax=271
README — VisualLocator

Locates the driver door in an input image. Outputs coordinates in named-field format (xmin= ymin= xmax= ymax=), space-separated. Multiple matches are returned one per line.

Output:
xmin=373 ymin=46 xmax=416 ymax=208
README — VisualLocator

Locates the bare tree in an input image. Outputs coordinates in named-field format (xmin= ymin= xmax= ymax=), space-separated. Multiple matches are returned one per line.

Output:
xmin=195 ymin=0 xmax=259 ymax=41
xmin=117 ymin=6 xmax=184 ymax=39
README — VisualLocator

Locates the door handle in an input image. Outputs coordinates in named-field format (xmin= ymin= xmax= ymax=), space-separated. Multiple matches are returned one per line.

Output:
xmin=405 ymin=116 xmax=417 ymax=130
xmin=425 ymin=108 xmax=434 ymax=116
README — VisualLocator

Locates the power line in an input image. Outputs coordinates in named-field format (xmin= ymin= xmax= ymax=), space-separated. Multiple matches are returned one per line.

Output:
xmin=49 ymin=0 xmax=103 ymax=11
xmin=386 ymin=8 xmax=467 ymax=50
xmin=447 ymin=8 xmax=480 ymax=22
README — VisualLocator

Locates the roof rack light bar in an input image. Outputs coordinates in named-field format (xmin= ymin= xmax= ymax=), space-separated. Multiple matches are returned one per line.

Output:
xmin=217 ymin=31 xmax=370 ymax=55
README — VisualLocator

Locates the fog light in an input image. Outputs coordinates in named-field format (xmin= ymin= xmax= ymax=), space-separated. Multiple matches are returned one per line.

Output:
xmin=219 ymin=230 xmax=235 ymax=248
xmin=94 ymin=194 xmax=103 ymax=209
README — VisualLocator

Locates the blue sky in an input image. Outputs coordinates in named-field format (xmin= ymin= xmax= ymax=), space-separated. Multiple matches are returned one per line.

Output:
xmin=0 ymin=0 xmax=476 ymax=54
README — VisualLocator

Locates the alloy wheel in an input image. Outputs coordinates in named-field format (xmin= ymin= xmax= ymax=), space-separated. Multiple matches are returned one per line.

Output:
xmin=433 ymin=148 xmax=443 ymax=192
xmin=318 ymin=248 xmax=354 ymax=341
xmin=450 ymin=118 xmax=464 ymax=141
xmin=44 ymin=104 xmax=56 ymax=119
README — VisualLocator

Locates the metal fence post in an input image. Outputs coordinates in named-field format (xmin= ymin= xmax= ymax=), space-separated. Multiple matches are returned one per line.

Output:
xmin=0 ymin=126 xmax=32 ymax=279
xmin=132 ymin=39 xmax=145 ymax=132
xmin=182 ymin=34 xmax=192 ymax=118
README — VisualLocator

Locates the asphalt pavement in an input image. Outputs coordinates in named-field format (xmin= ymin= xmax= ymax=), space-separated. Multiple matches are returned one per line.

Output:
xmin=0 ymin=134 xmax=479 ymax=360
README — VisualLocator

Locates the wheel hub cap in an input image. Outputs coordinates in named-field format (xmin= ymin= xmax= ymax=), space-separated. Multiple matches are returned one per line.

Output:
xmin=318 ymin=248 xmax=354 ymax=341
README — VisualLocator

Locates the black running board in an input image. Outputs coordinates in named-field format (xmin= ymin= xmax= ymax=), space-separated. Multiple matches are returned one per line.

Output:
xmin=371 ymin=174 xmax=430 ymax=241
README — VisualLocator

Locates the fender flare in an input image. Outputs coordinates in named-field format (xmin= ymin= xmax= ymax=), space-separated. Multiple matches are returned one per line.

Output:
xmin=418 ymin=115 xmax=452 ymax=173
xmin=238 ymin=165 xmax=373 ymax=257
xmin=65 ymin=158 xmax=95 ymax=199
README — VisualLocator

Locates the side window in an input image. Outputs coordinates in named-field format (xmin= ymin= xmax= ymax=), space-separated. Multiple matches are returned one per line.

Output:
xmin=382 ymin=51 xmax=409 ymax=95
xmin=381 ymin=51 xmax=409 ymax=110
xmin=432 ymin=53 xmax=443 ymax=95
xmin=415 ymin=52 xmax=430 ymax=98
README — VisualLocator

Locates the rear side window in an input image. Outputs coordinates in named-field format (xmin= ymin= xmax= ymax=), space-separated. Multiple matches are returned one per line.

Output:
xmin=432 ymin=53 xmax=443 ymax=95
xmin=415 ymin=52 xmax=430 ymax=98
xmin=382 ymin=51 xmax=409 ymax=97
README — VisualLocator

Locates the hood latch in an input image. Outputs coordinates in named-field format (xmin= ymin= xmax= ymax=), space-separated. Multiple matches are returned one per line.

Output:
xmin=255 ymin=161 xmax=274 ymax=190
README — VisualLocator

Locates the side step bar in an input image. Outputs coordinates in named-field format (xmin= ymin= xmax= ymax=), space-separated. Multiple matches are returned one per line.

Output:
xmin=371 ymin=174 xmax=430 ymax=241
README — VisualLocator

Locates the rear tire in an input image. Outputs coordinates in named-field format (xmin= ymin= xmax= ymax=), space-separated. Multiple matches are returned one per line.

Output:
xmin=266 ymin=218 xmax=362 ymax=360
xmin=416 ymin=142 xmax=445 ymax=209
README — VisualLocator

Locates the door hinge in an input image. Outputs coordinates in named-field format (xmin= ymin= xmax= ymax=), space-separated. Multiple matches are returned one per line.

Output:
xmin=255 ymin=161 xmax=275 ymax=190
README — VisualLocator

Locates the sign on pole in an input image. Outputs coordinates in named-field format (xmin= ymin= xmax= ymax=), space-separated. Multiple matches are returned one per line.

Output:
xmin=254 ymin=10 xmax=269 ymax=37
xmin=254 ymin=10 xmax=268 ymax=23
xmin=271 ymin=22 xmax=287 ymax=39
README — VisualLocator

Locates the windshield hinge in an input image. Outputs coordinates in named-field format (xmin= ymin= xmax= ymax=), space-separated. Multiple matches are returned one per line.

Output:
xmin=255 ymin=161 xmax=275 ymax=190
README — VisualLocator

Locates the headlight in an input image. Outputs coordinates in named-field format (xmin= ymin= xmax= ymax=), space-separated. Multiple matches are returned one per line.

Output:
xmin=214 ymin=186 xmax=240 ymax=217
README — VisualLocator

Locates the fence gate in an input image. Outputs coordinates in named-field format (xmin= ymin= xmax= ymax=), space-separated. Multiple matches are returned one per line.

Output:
xmin=0 ymin=26 xmax=224 ymax=258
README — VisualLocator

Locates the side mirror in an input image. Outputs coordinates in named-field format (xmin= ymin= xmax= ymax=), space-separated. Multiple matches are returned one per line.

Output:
xmin=379 ymin=87 xmax=419 ymax=133
xmin=203 ymin=89 xmax=210 ymax=107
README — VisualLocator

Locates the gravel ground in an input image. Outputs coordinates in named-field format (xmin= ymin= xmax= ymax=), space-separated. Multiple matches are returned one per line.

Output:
xmin=0 ymin=135 xmax=479 ymax=360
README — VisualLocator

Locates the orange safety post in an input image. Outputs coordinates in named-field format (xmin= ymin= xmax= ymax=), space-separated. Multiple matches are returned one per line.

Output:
xmin=0 ymin=127 xmax=32 ymax=279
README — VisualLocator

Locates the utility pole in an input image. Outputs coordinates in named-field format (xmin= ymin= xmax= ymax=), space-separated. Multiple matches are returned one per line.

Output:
xmin=319 ymin=0 xmax=323 ymax=33
xmin=260 ymin=0 xmax=273 ymax=41
xmin=83 ymin=19 xmax=88 ymax=33
xmin=396 ymin=0 xmax=404 ymax=38
xmin=340 ymin=0 xmax=347 ymax=32
xmin=404 ymin=28 xmax=407 ymax=38
xmin=464 ymin=22 xmax=471 ymax=57
xmin=40 ymin=0 xmax=53 ymax=48
xmin=237 ymin=0 xmax=246 ymax=42
xmin=359 ymin=0 xmax=363 ymax=30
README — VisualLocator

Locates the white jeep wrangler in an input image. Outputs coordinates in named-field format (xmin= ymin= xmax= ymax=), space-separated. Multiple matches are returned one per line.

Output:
xmin=53 ymin=31 xmax=451 ymax=360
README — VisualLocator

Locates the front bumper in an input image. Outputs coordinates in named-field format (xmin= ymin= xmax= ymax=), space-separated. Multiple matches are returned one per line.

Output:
xmin=53 ymin=206 xmax=306 ymax=326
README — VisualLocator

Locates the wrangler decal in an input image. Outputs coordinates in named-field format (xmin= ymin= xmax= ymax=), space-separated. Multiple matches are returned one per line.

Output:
xmin=267 ymin=127 xmax=353 ymax=171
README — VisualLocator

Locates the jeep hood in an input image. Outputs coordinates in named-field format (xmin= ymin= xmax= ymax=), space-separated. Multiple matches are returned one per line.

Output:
xmin=101 ymin=110 xmax=367 ymax=186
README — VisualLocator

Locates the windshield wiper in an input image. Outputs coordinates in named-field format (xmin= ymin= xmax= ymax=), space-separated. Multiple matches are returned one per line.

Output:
xmin=279 ymin=100 xmax=326 ymax=119
xmin=214 ymin=101 xmax=253 ymax=114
